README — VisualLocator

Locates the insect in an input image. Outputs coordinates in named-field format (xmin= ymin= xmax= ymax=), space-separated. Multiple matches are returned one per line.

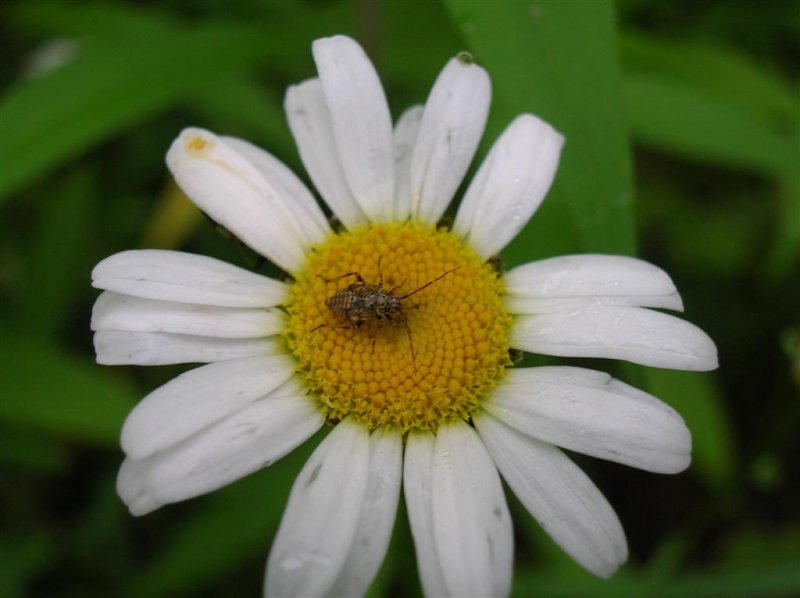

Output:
xmin=315 ymin=264 xmax=461 ymax=360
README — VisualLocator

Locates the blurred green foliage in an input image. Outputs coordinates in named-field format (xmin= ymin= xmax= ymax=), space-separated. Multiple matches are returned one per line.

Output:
xmin=0 ymin=0 xmax=798 ymax=596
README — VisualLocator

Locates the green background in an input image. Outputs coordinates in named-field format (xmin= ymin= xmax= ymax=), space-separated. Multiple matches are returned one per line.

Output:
xmin=1 ymin=0 xmax=798 ymax=595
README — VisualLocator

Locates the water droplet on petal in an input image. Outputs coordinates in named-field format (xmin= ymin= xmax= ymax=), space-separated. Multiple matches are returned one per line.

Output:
xmin=280 ymin=554 xmax=304 ymax=571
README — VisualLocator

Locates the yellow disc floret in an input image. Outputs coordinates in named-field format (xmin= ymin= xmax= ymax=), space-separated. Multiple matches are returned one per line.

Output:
xmin=283 ymin=222 xmax=511 ymax=433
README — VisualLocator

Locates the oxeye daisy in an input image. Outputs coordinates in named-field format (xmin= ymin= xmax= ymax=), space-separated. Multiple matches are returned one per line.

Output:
xmin=91 ymin=35 xmax=718 ymax=597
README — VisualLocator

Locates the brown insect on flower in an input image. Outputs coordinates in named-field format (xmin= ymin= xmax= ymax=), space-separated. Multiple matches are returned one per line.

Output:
xmin=314 ymin=265 xmax=461 ymax=360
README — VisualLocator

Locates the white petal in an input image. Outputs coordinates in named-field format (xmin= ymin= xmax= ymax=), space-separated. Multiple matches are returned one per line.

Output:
xmin=504 ymin=254 xmax=684 ymax=313
xmin=484 ymin=367 xmax=692 ymax=473
xmin=505 ymin=294 xmax=685 ymax=314
xmin=117 ymin=378 xmax=323 ymax=515
xmin=328 ymin=426 xmax=402 ymax=597
xmin=474 ymin=412 xmax=628 ymax=578
xmin=453 ymin=114 xmax=564 ymax=258
xmin=410 ymin=55 xmax=491 ymax=225
xmin=91 ymin=291 xmax=284 ymax=339
xmin=265 ymin=417 xmax=370 ymax=598
xmin=166 ymin=127 xmax=310 ymax=273
xmin=94 ymin=331 xmax=281 ymax=365
xmin=511 ymin=306 xmax=718 ymax=371
xmin=116 ymin=456 xmax=159 ymax=516
xmin=284 ymin=78 xmax=367 ymax=229
xmin=92 ymin=250 xmax=289 ymax=308
xmin=393 ymin=105 xmax=424 ymax=221
xmin=121 ymin=354 xmax=295 ymax=459
xmin=403 ymin=430 xmax=448 ymax=598
xmin=220 ymin=136 xmax=330 ymax=243
xmin=432 ymin=420 xmax=513 ymax=598
xmin=313 ymin=35 xmax=395 ymax=222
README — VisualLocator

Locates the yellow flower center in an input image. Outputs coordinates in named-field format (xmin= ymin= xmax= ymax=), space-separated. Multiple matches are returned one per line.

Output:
xmin=283 ymin=222 xmax=511 ymax=432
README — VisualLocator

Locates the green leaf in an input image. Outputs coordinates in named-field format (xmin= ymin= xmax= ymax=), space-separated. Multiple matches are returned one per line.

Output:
xmin=623 ymin=72 xmax=798 ymax=177
xmin=764 ymin=157 xmax=800 ymax=282
xmin=186 ymin=77 xmax=294 ymax=157
xmin=0 ymin=426 xmax=68 ymax=473
xmin=620 ymin=33 xmax=798 ymax=124
xmin=130 ymin=431 xmax=322 ymax=597
xmin=661 ymin=561 xmax=800 ymax=597
xmin=18 ymin=169 xmax=95 ymax=338
xmin=0 ymin=1 xmax=348 ymax=204
xmin=444 ymin=0 xmax=636 ymax=261
xmin=511 ymin=561 xmax=800 ymax=597
xmin=645 ymin=369 xmax=735 ymax=490
xmin=512 ymin=523 xmax=800 ymax=595
xmin=11 ymin=0 xmax=175 ymax=39
xmin=0 ymin=27 xmax=264 ymax=203
xmin=0 ymin=338 xmax=136 ymax=445
xmin=0 ymin=530 xmax=57 ymax=598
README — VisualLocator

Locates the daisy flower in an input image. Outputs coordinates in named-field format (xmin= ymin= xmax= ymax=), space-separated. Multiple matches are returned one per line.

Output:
xmin=91 ymin=35 xmax=718 ymax=597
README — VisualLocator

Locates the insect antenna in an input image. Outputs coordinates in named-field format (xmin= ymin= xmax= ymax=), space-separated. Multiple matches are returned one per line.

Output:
xmin=397 ymin=265 xmax=461 ymax=300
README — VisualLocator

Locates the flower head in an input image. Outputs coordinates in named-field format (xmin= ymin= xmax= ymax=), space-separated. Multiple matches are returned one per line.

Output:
xmin=91 ymin=35 xmax=717 ymax=597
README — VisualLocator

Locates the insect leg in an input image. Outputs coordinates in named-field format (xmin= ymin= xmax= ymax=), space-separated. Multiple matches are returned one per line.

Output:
xmin=389 ymin=275 xmax=407 ymax=294
xmin=404 ymin=321 xmax=415 ymax=364
xmin=310 ymin=320 xmax=366 ymax=333
xmin=370 ymin=327 xmax=378 ymax=354
xmin=319 ymin=272 xmax=365 ymax=283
